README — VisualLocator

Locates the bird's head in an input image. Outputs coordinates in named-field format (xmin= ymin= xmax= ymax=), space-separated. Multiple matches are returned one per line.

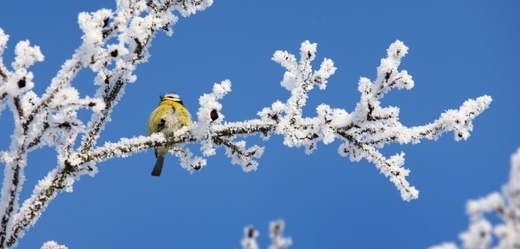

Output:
xmin=160 ymin=92 xmax=184 ymax=105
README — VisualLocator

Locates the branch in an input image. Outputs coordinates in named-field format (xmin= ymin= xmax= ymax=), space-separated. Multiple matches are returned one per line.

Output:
xmin=430 ymin=148 xmax=520 ymax=249
xmin=10 ymin=40 xmax=491 ymax=204
xmin=0 ymin=5 xmax=491 ymax=247
xmin=0 ymin=0 xmax=213 ymax=247
xmin=240 ymin=220 xmax=292 ymax=249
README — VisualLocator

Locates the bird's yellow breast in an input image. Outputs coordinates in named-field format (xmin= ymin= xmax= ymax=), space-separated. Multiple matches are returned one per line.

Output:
xmin=147 ymin=100 xmax=191 ymax=136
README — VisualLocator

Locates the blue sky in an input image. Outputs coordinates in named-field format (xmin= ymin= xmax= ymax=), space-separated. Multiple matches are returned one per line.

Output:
xmin=0 ymin=1 xmax=519 ymax=248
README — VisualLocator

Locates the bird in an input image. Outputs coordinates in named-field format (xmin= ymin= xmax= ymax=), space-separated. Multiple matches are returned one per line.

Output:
xmin=147 ymin=92 xmax=192 ymax=176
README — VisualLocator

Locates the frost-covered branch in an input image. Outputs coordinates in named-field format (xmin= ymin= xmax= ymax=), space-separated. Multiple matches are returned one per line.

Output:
xmin=0 ymin=1 xmax=492 ymax=247
xmin=172 ymin=40 xmax=490 ymax=202
xmin=40 ymin=241 xmax=67 ymax=249
xmin=0 ymin=0 xmax=212 ymax=247
xmin=240 ymin=220 xmax=292 ymax=249
xmin=430 ymin=148 xmax=520 ymax=249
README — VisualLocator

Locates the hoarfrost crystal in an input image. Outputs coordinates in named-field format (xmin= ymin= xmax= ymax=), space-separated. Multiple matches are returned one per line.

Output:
xmin=0 ymin=2 xmax=491 ymax=248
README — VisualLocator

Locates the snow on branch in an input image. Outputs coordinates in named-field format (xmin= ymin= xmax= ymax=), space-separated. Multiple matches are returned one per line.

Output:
xmin=40 ymin=241 xmax=67 ymax=249
xmin=0 ymin=1 xmax=491 ymax=247
xmin=0 ymin=0 xmax=212 ymax=247
xmin=174 ymin=40 xmax=490 ymax=202
xmin=430 ymin=148 xmax=520 ymax=249
xmin=240 ymin=220 xmax=292 ymax=249
xmin=59 ymin=39 xmax=491 ymax=203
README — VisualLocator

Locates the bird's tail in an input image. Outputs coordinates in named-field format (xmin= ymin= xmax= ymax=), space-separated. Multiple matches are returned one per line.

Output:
xmin=151 ymin=155 xmax=165 ymax=176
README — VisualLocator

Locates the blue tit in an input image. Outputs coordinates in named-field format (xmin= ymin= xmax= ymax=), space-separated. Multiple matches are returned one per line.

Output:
xmin=147 ymin=92 xmax=192 ymax=176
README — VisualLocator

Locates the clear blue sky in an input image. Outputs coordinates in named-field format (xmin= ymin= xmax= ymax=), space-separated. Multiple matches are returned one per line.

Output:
xmin=0 ymin=1 xmax=519 ymax=248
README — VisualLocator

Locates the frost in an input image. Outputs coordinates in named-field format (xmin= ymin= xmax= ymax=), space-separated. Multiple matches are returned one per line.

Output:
xmin=431 ymin=148 xmax=520 ymax=249
xmin=0 ymin=0 xmax=213 ymax=247
xmin=240 ymin=220 xmax=292 ymax=249
xmin=241 ymin=226 xmax=259 ymax=249
xmin=0 ymin=3 xmax=492 ymax=247
xmin=268 ymin=220 xmax=293 ymax=249
xmin=154 ymin=40 xmax=490 ymax=203
xmin=4 ymin=40 xmax=44 ymax=96
xmin=428 ymin=243 xmax=459 ymax=249
xmin=12 ymin=40 xmax=44 ymax=70
xmin=41 ymin=241 xmax=67 ymax=249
